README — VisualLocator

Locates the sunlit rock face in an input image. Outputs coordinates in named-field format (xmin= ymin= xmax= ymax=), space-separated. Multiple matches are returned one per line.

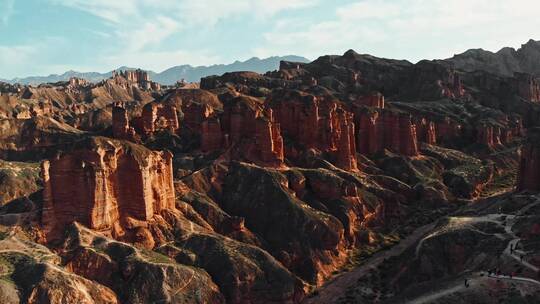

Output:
xmin=141 ymin=102 xmax=179 ymax=135
xmin=268 ymin=89 xmax=359 ymax=170
xmin=41 ymin=137 xmax=175 ymax=242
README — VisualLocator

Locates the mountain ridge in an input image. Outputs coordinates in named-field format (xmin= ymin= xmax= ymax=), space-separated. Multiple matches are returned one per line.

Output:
xmin=5 ymin=55 xmax=310 ymax=86
xmin=440 ymin=39 xmax=540 ymax=76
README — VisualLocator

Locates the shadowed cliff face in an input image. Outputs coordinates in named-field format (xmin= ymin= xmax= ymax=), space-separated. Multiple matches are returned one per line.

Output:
xmin=1 ymin=42 xmax=540 ymax=303
xmin=517 ymin=128 xmax=540 ymax=192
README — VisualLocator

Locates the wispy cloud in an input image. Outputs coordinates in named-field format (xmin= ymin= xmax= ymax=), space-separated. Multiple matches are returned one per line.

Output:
xmin=255 ymin=0 xmax=540 ymax=62
xmin=42 ymin=0 xmax=318 ymax=73
xmin=49 ymin=0 xmax=139 ymax=23
xmin=118 ymin=16 xmax=182 ymax=52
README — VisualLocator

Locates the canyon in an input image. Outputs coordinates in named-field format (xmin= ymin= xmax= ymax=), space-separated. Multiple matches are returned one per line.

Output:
xmin=0 ymin=40 xmax=540 ymax=304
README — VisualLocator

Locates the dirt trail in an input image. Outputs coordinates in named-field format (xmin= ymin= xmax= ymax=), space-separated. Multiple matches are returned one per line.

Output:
xmin=302 ymin=222 xmax=437 ymax=304
xmin=305 ymin=196 xmax=540 ymax=303
xmin=405 ymin=197 xmax=540 ymax=303
xmin=405 ymin=273 xmax=540 ymax=304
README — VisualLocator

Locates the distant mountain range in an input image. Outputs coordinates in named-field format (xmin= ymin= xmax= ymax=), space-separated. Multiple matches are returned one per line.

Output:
xmin=6 ymin=39 xmax=540 ymax=87
xmin=4 ymin=55 xmax=310 ymax=86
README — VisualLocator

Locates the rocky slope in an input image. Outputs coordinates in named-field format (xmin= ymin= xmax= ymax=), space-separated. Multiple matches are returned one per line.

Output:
xmin=0 ymin=41 xmax=539 ymax=303
xmin=442 ymin=39 xmax=540 ymax=77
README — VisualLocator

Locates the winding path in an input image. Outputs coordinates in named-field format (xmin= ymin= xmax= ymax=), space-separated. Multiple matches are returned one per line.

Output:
xmin=405 ymin=197 xmax=540 ymax=304
xmin=305 ymin=196 xmax=540 ymax=303
xmin=303 ymin=222 xmax=437 ymax=304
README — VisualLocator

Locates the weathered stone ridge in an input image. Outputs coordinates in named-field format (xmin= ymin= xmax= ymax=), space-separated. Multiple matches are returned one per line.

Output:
xmin=41 ymin=137 xmax=175 ymax=241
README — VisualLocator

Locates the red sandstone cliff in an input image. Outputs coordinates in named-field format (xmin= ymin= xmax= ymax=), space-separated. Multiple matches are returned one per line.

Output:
xmin=268 ymin=91 xmax=358 ymax=170
xmin=355 ymin=109 xmax=419 ymax=156
xmin=41 ymin=137 xmax=176 ymax=245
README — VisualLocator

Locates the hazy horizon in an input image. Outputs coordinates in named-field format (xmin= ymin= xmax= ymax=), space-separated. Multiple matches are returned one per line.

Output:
xmin=1 ymin=0 xmax=540 ymax=79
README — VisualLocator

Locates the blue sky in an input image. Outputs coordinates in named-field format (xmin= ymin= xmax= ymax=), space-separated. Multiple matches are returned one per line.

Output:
xmin=1 ymin=0 xmax=539 ymax=79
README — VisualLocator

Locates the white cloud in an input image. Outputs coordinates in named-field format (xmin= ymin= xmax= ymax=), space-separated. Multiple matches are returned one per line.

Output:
xmin=49 ymin=0 xmax=139 ymax=23
xmin=119 ymin=16 xmax=182 ymax=51
xmin=255 ymin=0 xmax=540 ymax=62
xmin=41 ymin=0 xmax=318 ymax=74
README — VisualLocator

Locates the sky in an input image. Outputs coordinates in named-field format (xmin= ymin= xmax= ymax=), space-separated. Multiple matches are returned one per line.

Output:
xmin=1 ymin=0 xmax=540 ymax=79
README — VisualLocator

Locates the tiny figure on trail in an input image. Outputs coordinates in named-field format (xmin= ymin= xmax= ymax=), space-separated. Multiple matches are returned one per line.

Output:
xmin=521 ymin=254 xmax=524 ymax=262
xmin=464 ymin=278 xmax=470 ymax=288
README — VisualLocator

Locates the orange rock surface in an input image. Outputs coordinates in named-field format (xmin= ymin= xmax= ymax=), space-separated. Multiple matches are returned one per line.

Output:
xmin=41 ymin=137 xmax=176 ymax=242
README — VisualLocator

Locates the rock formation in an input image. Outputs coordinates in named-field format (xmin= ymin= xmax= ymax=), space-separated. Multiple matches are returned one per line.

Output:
xmin=183 ymin=102 xmax=214 ymax=132
xmin=68 ymin=77 xmax=88 ymax=88
xmin=112 ymin=69 xmax=161 ymax=90
xmin=436 ymin=117 xmax=462 ymax=144
xmin=254 ymin=109 xmax=285 ymax=167
xmin=517 ymin=128 xmax=540 ymax=191
xmin=112 ymin=106 xmax=138 ymax=142
xmin=335 ymin=109 xmax=358 ymax=170
xmin=355 ymin=109 xmax=419 ymax=156
xmin=268 ymin=90 xmax=358 ymax=170
xmin=477 ymin=124 xmax=495 ymax=147
xmin=415 ymin=118 xmax=437 ymax=145
xmin=355 ymin=92 xmax=385 ymax=108
xmin=514 ymin=72 xmax=540 ymax=102
xmin=41 ymin=137 xmax=176 ymax=242
xmin=140 ymin=102 xmax=180 ymax=136
xmin=201 ymin=116 xmax=224 ymax=152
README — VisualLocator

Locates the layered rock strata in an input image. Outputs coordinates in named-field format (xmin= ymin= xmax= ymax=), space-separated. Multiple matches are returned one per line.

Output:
xmin=41 ymin=137 xmax=175 ymax=241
